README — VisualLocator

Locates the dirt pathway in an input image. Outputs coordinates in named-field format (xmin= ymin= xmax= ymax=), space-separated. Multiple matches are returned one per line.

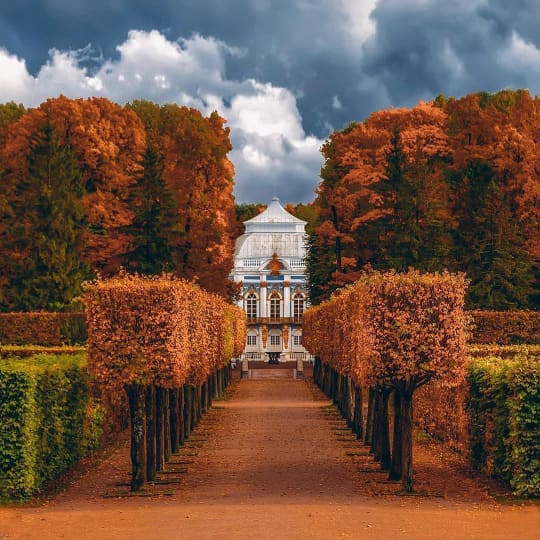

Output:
xmin=0 ymin=377 xmax=538 ymax=540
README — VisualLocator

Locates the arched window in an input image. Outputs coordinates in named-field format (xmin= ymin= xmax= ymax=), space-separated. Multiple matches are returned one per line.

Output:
xmin=246 ymin=293 xmax=257 ymax=319
xmin=293 ymin=292 xmax=305 ymax=320
xmin=269 ymin=290 xmax=281 ymax=319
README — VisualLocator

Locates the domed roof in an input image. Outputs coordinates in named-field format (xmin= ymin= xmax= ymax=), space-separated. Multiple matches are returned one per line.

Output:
xmin=244 ymin=197 xmax=306 ymax=233
xmin=234 ymin=197 xmax=307 ymax=260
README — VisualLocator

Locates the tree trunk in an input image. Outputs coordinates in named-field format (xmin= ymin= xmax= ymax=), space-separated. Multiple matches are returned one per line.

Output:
xmin=155 ymin=387 xmax=165 ymax=471
xmin=353 ymin=384 xmax=363 ymax=440
xmin=400 ymin=389 xmax=415 ymax=492
xmin=145 ymin=385 xmax=156 ymax=481
xmin=178 ymin=385 xmax=185 ymax=446
xmin=207 ymin=375 xmax=213 ymax=408
xmin=313 ymin=357 xmax=320 ymax=386
xmin=389 ymin=391 xmax=402 ymax=481
xmin=126 ymin=383 xmax=147 ymax=491
xmin=371 ymin=388 xmax=391 ymax=470
xmin=190 ymin=385 xmax=197 ymax=432
xmin=346 ymin=377 xmax=355 ymax=427
xmin=170 ymin=388 xmax=179 ymax=454
xmin=183 ymin=384 xmax=192 ymax=439
xmin=201 ymin=381 xmax=207 ymax=415
xmin=164 ymin=389 xmax=171 ymax=463
xmin=365 ymin=387 xmax=375 ymax=446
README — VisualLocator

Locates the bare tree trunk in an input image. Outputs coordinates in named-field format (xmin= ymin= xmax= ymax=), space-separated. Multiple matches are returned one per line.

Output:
xmin=126 ymin=383 xmax=147 ymax=491
xmin=201 ymin=381 xmax=207 ymax=415
xmin=178 ymin=385 xmax=185 ymax=446
xmin=207 ymin=375 xmax=213 ymax=408
xmin=170 ymin=388 xmax=179 ymax=454
xmin=371 ymin=388 xmax=391 ymax=470
xmin=353 ymin=384 xmax=363 ymax=440
xmin=400 ymin=389 xmax=414 ymax=492
xmin=346 ymin=377 xmax=355 ymax=427
xmin=164 ymin=389 xmax=171 ymax=463
xmin=145 ymin=385 xmax=156 ymax=481
xmin=190 ymin=385 xmax=197 ymax=432
xmin=389 ymin=391 xmax=402 ymax=481
xmin=183 ymin=384 xmax=192 ymax=439
xmin=365 ymin=387 xmax=375 ymax=446
xmin=155 ymin=387 xmax=165 ymax=471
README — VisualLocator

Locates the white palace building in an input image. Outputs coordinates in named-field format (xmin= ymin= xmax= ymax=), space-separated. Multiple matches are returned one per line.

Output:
xmin=231 ymin=197 xmax=310 ymax=362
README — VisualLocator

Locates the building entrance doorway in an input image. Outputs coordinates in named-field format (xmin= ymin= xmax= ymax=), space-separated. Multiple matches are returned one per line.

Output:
xmin=267 ymin=351 xmax=281 ymax=364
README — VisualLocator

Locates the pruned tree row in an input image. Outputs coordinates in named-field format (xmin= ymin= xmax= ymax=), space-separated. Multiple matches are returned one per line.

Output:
xmin=84 ymin=273 xmax=246 ymax=491
xmin=303 ymin=270 xmax=468 ymax=491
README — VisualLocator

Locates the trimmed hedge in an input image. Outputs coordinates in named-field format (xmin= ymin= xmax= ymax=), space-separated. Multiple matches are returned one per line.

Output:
xmin=468 ymin=357 xmax=540 ymax=497
xmin=470 ymin=311 xmax=540 ymax=344
xmin=0 ymin=312 xmax=86 ymax=346
xmin=0 ymin=345 xmax=85 ymax=359
xmin=0 ymin=354 xmax=103 ymax=498
xmin=467 ymin=344 xmax=540 ymax=358
xmin=416 ymin=353 xmax=540 ymax=497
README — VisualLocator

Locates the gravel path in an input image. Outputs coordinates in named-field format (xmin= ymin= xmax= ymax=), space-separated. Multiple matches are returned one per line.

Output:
xmin=0 ymin=377 xmax=538 ymax=539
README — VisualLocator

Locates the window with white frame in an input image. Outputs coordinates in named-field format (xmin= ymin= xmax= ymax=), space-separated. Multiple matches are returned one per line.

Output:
xmin=293 ymin=292 xmax=305 ymax=319
xmin=270 ymin=335 xmax=281 ymax=345
xmin=246 ymin=293 xmax=257 ymax=319
xmin=269 ymin=290 xmax=281 ymax=319
xmin=293 ymin=335 xmax=302 ymax=346
xmin=247 ymin=335 xmax=257 ymax=346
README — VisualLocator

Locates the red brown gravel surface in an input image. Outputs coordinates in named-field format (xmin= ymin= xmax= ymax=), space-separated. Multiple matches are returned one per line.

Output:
xmin=0 ymin=375 xmax=538 ymax=540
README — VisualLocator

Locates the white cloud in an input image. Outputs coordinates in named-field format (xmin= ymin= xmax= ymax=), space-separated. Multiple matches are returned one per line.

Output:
xmin=0 ymin=30 xmax=323 ymax=203
xmin=332 ymin=95 xmax=343 ymax=110
xmin=499 ymin=31 xmax=540 ymax=79
xmin=340 ymin=0 xmax=378 ymax=44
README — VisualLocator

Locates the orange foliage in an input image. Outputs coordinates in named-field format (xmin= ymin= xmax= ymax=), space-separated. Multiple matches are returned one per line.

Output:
xmin=1 ymin=96 xmax=146 ymax=274
xmin=84 ymin=274 xmax=245 ymax=389
xmin=129 ymin=102 xmax=237 ymax=297
xmin=303 ymin=270 xmax=469 ymax=390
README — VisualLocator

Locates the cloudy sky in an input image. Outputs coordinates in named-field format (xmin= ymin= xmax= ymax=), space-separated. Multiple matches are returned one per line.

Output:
xmin=1 ymin=1 xmax=540 ymax=203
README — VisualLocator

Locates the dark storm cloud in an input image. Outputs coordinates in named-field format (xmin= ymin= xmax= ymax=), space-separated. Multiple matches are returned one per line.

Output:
xmin=1 ymin=0 xmax=540 ymax=203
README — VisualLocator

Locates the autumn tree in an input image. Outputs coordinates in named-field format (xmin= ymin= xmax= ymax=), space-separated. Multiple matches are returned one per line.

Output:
xmin=128 ymin=101 xmax=237 ymax=298
xmin=0 ymin=96 xmax=146 ymax=280
xmin=303 ymin=270 xmax=469 ymax=492
xmin=0 ymin=102 xmax=26 ymax=147
xmin=0 ymin=120 xmax=89 ymax=311
xmin=310 ymin=91 xmax=538 ymax=309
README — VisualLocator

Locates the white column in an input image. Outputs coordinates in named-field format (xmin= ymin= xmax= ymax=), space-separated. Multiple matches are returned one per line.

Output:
xmin=283 ymin=281 xmax=291 ymax=317
xmin=260 ymin=282 xmax=267 ymax=317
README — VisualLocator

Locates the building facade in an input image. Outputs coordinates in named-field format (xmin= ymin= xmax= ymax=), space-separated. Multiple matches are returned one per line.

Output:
xmin=231 ymin=197 xmax=309 ymax=362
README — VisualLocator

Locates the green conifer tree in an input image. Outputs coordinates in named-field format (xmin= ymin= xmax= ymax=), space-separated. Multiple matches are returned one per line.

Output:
xmin=378 ymin=130 xmax=452 ymax=272
xmin=453 ymin=161 xmax=534 ymax=309
xmin=127 ymin=144 xmax=178 ymax=274
xmin=7 ymin=120 xmax=89 ymax=310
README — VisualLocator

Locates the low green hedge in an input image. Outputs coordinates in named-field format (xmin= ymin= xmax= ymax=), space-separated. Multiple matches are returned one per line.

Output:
xmin=0 ymin=345 xmax=85 ymax=359
xmin=0 ymin=354 xmax=103 ymax=499
xmin=467 ymin=356 xmax=540 ymax=497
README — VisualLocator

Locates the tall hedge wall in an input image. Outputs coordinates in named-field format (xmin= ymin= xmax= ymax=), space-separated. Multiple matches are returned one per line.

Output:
xmin=416 ymin=352 xmax=540 ymax=497
xmin=470 ymin=311 xmax=540 ymax=344
xmin=0 ymin=313 xmax=86 ymax=346
xmin=0 ymin=354 xmax=103 ymax=498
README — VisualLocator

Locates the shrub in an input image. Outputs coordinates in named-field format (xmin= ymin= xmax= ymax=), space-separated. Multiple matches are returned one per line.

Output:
xmin=0 ymin=353 xmax=103 ymax=498
xmin=0 ymin=345 xmax=85 ymax=359
xmin=470 ymin=311 xmax=540 ymax=344
xmin=0 ymin=312 xmax=86 ymax=346
xmin=416 ymin=355 xmax=540 ymax=497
